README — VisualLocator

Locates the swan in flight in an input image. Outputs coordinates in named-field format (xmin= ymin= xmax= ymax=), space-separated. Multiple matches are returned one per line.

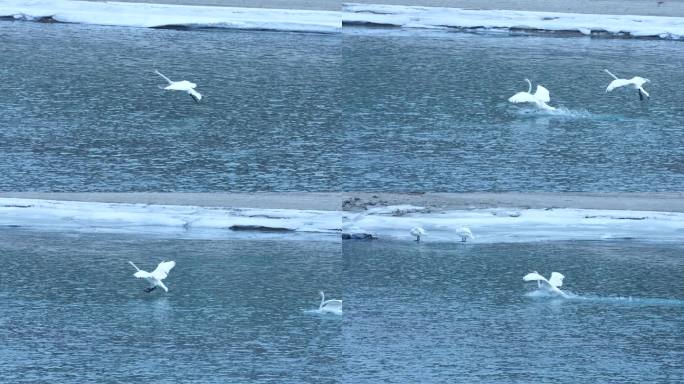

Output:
xmin=508 ymin=79 xmax=556 ymax=111
xmin=604 ymin=69 xmax=650 ymax=100
xmin=155 ymin=70 xmax=202 ymax=103
xmin=129 ymin=260 xmax=176 ymax=293
xmin=319 ymin=291 xmax=342 ymax=315
xmin=457 ymin=226 xmax=474 ymax=242
xmin=411 ymin=226 xmax=426 ymax=242
xmin=523 ymin=271 xmax=569 ymax=298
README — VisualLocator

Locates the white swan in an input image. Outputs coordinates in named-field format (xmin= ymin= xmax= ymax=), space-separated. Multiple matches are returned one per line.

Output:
xmin=129 ymin=260 xmax=176 ymax=293
xmin=508 ymin=79 xmax=556 ymax=111
xmin=457 ymin=226 xmax=474 ymax=242
xmin=155 ymin=70 xmax=202 ymax=103
xmin=319 ymin=291 xmax=342 ymax=315
xmin=604 ymin=69 xmax=650 ymax=100
xmin=410 ymin=226 xmax=426 ymax=242
xmin=523 ymin=271 xmax=569 ymax=298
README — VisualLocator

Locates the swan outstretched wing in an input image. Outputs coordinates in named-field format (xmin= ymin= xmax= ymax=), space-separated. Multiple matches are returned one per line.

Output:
xmin=548 ymin=272 xmax=564 ymax=288
xmin=509 ymin=92 xmax=537 ymax=104
xmin=322 ymin=300 xmax=343 ymax=311
xmin=134 ymin=270 xmax=152 ymax=279
xmin=534 ymin=85 xmax=551 ymax=103
xmin=188 ymin=88 xmax=202 ymax=103
xmin=606 ymin=78 xmax=632 ymax=92
xmin=154 ymin=70 xmax=173 ymax=85
xmin=523 ymin=272 xmax=547 ymax=283
xmin=151 ymin=261 xmax=175 ymax=281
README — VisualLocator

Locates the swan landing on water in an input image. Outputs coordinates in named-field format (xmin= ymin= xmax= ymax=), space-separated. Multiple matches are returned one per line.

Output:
xmin=523 ymin=271 xmax=569 ymax=298
xmin=604 ymin=69 xmax=650 ymax=100
xmin=319 ymin=291 xmax=343 ymax=315
xmin=508 ymin=79 xmax=556 ymax=111
xmin=411 ymin=226 xmax=426 ymax=242
xmin=129 ymin=260 xmax=176 ymax=293
xmin=155 ymin=70 xmax=202 ymax=103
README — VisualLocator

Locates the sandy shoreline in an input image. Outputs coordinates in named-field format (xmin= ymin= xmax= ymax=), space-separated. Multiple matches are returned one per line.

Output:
xmin=1 ymin=192 xmax=683 ymax=213
xmin=83 ymin=0 xmax=684 ymax=17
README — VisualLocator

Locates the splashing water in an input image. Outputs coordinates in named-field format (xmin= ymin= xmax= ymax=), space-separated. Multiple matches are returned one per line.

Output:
xmin=525 ymin=289 xmax=684 ymax=306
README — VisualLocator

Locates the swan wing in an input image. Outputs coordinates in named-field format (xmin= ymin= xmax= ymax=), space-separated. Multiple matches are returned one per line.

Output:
xmin=151 ymin=261 xmax=175 ymax=281
xmin=548 ymin=272 xmax=565 ymax=288
xmin=188 ymin=88 xmax=202 ymax=103
xmin=134 ymin=270 xmax=152 ymax=279
xmin=508 ymin=92 xmax=537 ymax=104
xmin=523 ymin=272 xmax=547 ymax=283
xmin=534 ymin=85 xmax=551 ymax=103
xmin=606 ymin=78 xmax=631 ymax=92
xmin=322 ymin=299 xmax=343 ymax=310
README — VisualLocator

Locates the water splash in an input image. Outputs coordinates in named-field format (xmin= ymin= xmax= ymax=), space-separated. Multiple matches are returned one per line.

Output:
xmin=303 ymin=308 xmax=343 ymax=316
xmin=525 ymin=289 xmax=684 ymax=306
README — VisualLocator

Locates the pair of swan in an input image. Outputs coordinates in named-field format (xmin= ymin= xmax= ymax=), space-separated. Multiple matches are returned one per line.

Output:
xmin=410 ymin=226 xmax=474 ymax=242
xmin=509 ymin=69 xmax=650 ymax=110
xmin=128 ymin=261 xmax=343 ymax=315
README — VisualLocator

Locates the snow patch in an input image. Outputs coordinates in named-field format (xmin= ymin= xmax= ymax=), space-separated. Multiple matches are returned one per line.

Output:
xmin=343 ymin=3 xmax=684 ymax=40
xmin=0 ymin=0 xmax=341 ymax=32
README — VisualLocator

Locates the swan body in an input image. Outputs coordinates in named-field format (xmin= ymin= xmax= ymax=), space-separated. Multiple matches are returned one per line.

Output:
xmin=523 ymin=271 xmax=568 ymax=298
xmin=604 ymin=69 xmax=650 ymax=100
xmin=319 ymin=291 xmax=342 ymax=315
xmin=509 ymin=79 xmax=556 ymax=111
xmin=129 ymin=260 xmax=176 ymax=293
xmin=457 ymin=226 xmax=474 ymax=242
xmin=155 ymin=70 xmax=202 ymax=102
xmin=410 ymin=226 xmax=426 ymax=242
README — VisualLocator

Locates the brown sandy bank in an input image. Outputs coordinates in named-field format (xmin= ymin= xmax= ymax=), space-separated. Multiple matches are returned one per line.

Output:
xmin=1 ymin=192 xmax=683 ymax=212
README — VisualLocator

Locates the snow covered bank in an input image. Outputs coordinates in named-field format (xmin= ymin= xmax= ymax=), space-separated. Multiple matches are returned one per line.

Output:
xmin=0 ymin=0 xmax=340 ymax=32
xmin=2 ymin=198 xmax=682 ymax=243
xmin=0 ymin=198 xmax=341 ymax=237
xmin=343 ymin=3 xmax=684 ymax=40
xmin=343 ymin=205 xmax=684 ymax=243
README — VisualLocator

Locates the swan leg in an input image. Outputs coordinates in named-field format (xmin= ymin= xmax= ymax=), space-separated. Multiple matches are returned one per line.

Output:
xmin=144 ymin=286 xmax=157 ymax=293
xmin=638 ymin=89 xmax=644 ymax=101
xmin=415 ymin=235 xmax=420 ymax=242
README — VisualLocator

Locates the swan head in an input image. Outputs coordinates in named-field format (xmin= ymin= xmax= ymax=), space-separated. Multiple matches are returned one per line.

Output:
xmin=319 ymin=291 xmax=325 ymax=298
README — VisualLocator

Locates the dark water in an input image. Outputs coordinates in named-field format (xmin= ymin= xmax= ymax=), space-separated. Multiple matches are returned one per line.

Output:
xmin=343 ymin=240 xmax=684 ymax=383
xmin=0 ymin=230 xmax=342 ymax=383
xmin=1 ymin=22 xmax=683 ymax=192
xmin=342 ymin=30 xmax=684 ymax=192
xmin=0 ymin=22 xmax=341 ymax=192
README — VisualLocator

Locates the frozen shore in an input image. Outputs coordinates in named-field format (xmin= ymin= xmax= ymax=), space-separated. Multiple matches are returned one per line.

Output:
xmin=343 ymin=3 xmax=684 ymax=39
xmin=0 ymin=0 xmax=341 ymax=32
xmin=1 ymin=193 xmax=683 ymax=243
xmin=3 ymin=1 xmax=684 ymax=39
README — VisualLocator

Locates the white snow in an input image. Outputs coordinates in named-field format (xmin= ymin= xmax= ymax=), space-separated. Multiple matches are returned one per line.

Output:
xmin=0 ymin=198 xmax=341 ymax=237
xmin=343 ymin=3 xmax=684 ymax=39
xmin=2 ymin=198 xmax=683 ymax=243
xmin=0 ymin=0 xmax=341 ymax=32
xmin=343 ymin=205 xmax=684 ymax=243
xmin=2 ymin=1 xmax=683 ymax=39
